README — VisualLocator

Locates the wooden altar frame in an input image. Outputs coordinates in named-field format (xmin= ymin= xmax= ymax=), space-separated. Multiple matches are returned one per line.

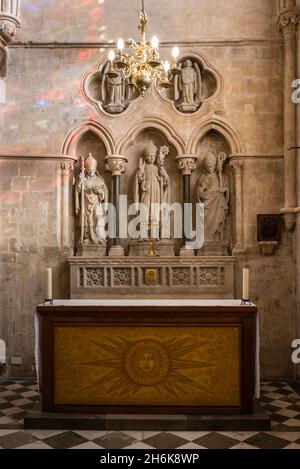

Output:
xmin=37 ymin=302 xmax=257 ymax=415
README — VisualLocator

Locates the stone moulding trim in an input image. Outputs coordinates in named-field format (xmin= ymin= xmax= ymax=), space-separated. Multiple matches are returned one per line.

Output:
xmin=0 ymin=153 xmax=76 ymax=162
xmin=62 ymin=120 xmax=115 ymax=157
xmin=229 ymin=153 xmax=284 ymax=160
xmin=116 ymin=117 xmax=186 ymax=156
xmin=280 ymin=207 xmax=300 ymax=214
xmin=187 ymin=116 xmax=244 ymax=155
xmin=8 ymin=39 xmax=283 ymax=49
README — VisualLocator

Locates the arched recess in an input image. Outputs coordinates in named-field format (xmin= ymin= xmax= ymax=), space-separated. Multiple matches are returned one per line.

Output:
xmin=187 ymin=116 xmax=244 ymax=156
xmin=116 ymin=117 xmax=185 ymax=156
xmin=62 ymin=120 xmax=115 ymax=158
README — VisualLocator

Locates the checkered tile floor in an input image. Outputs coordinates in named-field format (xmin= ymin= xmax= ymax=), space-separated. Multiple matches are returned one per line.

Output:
xmin=0 ymin=379 xmax=300 ymax=449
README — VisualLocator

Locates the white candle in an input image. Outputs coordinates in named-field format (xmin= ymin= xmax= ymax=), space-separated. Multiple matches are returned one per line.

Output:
xmin=243 ymin=267 xmax=250 ymax=300
xmin=46 ymin=268 xmax=52 ymax=300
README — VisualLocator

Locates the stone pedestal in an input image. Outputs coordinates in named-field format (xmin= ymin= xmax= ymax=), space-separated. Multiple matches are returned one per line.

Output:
xmin=108 ymin=245 xmax=125 ymax=257
xmin=198 ymin=242 xmax=230 ymax=257
xmin=179 ymin=246 xmax=195 ymax=257
xmin=104 ymin=103 xmax=126 ymax=114
xmin=177 ymin=102 xmax=198 ymax=113
xmin=129 ymin=239 xmax=175 ymax=257
xmin=76 ymin=244 xmax=107 ymax=257
xmin=258 ymin=241 xmax=278 ymax=257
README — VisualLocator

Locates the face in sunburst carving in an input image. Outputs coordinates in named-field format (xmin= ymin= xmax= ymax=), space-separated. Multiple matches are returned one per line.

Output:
xmin=124 ymin=340 xmax=171 ymax=386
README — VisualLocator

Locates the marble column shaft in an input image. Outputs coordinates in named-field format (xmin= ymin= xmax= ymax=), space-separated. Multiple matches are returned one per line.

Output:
xmin=230 ymin=159 xmax=244 ymax=252
xmin=60 ymin=160 xmax=74 ymax=248
xmin=277 ymin=8 xmax=300 ymax=230
xmin=105 ymin=155 xmax=127 ymax=254
xmin=176 ymin=156 xmax=197 ymax=247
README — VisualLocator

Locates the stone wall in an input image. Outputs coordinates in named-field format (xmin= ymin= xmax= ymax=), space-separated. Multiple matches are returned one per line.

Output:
xmin=0 ymin=0 xmax=296 ymax=379
xmin=0 ymin=158 xmax=72 ymax=376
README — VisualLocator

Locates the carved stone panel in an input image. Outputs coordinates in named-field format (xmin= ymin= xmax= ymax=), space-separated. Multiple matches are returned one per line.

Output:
xmin=70 ymin=257 xmax=234 ymax=299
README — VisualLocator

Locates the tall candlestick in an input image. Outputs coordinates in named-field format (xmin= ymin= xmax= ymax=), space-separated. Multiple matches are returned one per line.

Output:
xmin=242 ymin=267 xmax=250 ymax=300
xmin=46 ymin=268 xmax=52 ymax=300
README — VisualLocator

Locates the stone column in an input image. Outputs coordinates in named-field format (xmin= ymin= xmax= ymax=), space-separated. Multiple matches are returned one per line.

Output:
xmin=176 ymin=155 xmax=197 ymax=257
xmin=230 ymin=159 xmax=244 ymax=254
xmin=60 ymin=160 xmax=74 ymax=248
xmin=105 ymin=155 xmax=127 ymax=257
xmin=0 ymin=0 xmax=20 ymax=102
xmin=277 ymin=6 xmax=300 ymax=230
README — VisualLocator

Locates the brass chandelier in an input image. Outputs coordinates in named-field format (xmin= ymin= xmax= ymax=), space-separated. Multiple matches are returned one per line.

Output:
xmin=107 ymin=0 xmax=180 ymax=97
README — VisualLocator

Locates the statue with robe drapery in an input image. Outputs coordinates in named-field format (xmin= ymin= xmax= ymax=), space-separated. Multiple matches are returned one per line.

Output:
xmin=75 ymin=153 xmax=108 ymax=246
xmin=133 ymin=141 xmax=170 ymax=239
xmin=196 ymin=151 xmax=229 ymax=244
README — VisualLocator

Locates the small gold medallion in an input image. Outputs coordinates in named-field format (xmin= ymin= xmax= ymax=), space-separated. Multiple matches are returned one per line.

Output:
xmin=145 ymin=268 xmax=158 ymax=286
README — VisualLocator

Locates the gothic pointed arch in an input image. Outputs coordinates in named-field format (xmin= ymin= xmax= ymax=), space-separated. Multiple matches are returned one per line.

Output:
xmin=187 ymin=116 xmax=244 ymax=155
xmin=116 ymin=117 xmax=185 ymax=156
xmin=62 ymin=120 xmax=115 ymax=157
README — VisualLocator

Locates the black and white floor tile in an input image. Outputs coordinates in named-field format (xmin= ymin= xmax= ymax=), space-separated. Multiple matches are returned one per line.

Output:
xmin=0 ymin=379 xmax=300 ymax=449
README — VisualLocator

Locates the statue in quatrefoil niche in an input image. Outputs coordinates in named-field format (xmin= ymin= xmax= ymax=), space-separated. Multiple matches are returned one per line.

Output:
xmin=100 ymin=62 xmax=133 ymax=114
xmin=174 ymin=59 xmax=202 ymax=113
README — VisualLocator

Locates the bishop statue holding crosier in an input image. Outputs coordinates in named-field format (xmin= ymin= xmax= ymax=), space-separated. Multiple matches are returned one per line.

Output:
xmin=196 ymin=151 xmax=229 ymax=248
xmin=75 ymin=153 xmax=108 ymax=248
xmin=134 ymin=141 xmax=170 ymax=240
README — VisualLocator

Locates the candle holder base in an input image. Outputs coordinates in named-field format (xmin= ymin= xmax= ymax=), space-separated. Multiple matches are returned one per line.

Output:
xmin=44 ymin=298 xmax=54 ymax=305
xmin=241 ymin=299 xmax=252 ymax=306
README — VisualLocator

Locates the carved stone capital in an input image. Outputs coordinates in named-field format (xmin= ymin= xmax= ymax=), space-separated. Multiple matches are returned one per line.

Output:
xmin=60 ymin=160 xmax=74 ymax=176
xmin=276 ymin=8 xmax=300 ymax=33
xmin=230 ymin=159 xmax=244 ymax=175
xmin=176 ymin=155 xmax=198 ymax=176
xmin=0 ymin=14 xmax=20 ymax=45
xmin=280 ymin=207 xmax=298 ymax=231
xmin=105 ymin=155 xmax=128 ymax=176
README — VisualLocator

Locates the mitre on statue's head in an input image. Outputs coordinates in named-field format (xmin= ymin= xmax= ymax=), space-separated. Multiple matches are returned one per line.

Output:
xmin=144 ymin=140 xmax=158 ymax=156
xmin=205 ymin=152 xmax=217 ymax=167
xmin=84 ymin=152 xmax=97 ymax=170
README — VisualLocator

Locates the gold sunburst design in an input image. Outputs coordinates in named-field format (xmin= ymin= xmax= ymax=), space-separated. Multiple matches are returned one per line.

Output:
xmin=54 ymin=325 xmax=241 ymax=406
xmin=78 ymin=336 xmax=215 ymax=398
xmin=145 ymin=268 xmax=158 ymax=286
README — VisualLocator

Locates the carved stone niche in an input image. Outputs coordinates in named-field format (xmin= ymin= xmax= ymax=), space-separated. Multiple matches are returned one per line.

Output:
xmin=124 ymin=128 xmax=181 ymax=256
xmin=82 ymin=60 xmax=139 ymax=116
xmin=73 ymin=130 xmax=111 ymax=256
xmin=159 ymin=55 xmax=220 ymax=115
xmin=192 ymin=130 xmax=232 ymax=256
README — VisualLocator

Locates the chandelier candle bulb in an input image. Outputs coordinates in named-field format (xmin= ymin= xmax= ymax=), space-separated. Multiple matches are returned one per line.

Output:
xmin=172 ymin=46 xmax=179 ymax=59
xmin=108 ymin=50 xmax=115 ymax=63
xmin=151 ymin=35 xmax=159 ymax=49
xmin=117 ymin=38 xmax=124 ymax=55
xmin=46 ymin=268 xmax=52 ymax=300
xmin=163 ymin=61 xmax=170 ymax=73
xmin=242 ymin=267 xmax=250 ymax=301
